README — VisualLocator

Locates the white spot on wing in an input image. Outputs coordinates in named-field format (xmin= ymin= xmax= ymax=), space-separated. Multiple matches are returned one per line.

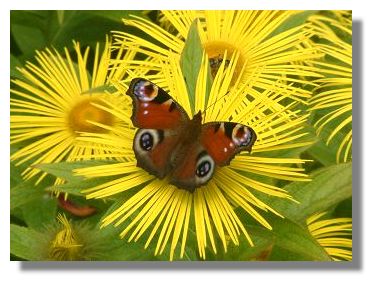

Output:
xmin=163 ymin=99 xmax=173 ymax=106
xmin=220 ymin=123 xmax=225 ymax=133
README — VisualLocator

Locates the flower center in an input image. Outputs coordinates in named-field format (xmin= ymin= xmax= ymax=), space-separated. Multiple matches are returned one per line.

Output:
xmin=204 ymin=41 xmax=246 ymax=81
xmin=68 ymin=97 xmax=114 ymax=135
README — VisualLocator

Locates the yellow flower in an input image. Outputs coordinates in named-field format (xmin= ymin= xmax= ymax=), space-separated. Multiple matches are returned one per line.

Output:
xmin=307 ymin=212 xmax=352 ymax=261
xmin=308 ymin=12 xmax=352 ymax=163
xmin=113 ymin=10 xmax=323 ymax=102
xmin=49 ymin=214 xmax=83 ymax=261
xmin=10 ymin=39 xmax=136 ymax=184
xmin=73 ymin=51 xmax=312 ymax=260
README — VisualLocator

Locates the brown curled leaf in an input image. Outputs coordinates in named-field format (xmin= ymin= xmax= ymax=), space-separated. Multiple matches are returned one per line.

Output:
xmin=58 ymin=194 xmax=96 ymax=217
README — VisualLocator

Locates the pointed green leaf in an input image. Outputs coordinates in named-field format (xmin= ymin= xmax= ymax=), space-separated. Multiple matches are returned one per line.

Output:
xmin=180 ymin=19 xmax=204 ymax=113
xmin=21 ymin=195 xmax=57 ymax=230
xmin=11 ymin=181 xmax=48 ymax=210
xmin=307 ymin=138 xmax=338 ymax=165
xmin=233 ymin=210 xmax=331 ymax=261
xmin=10 ymin=224 xmax=46 ymax=260
xmin=267 ymin=162 xmax=352 ymax=223
xmin=267 ymin=216 xmax=331 ymax=261
xmin=10 ymin=54 xmax=24 ymax=80
xmin=10 ymin=11 xmax=48 ymax=56
xmin=36 ymin=160 xmax=115 ymax=182
xmin=45 ymin=176 xmax=119 ymax=196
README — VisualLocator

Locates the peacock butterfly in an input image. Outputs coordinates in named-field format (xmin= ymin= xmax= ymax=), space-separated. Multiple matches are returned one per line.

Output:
xmin=126 ymin=78 xmax=257 ymax=192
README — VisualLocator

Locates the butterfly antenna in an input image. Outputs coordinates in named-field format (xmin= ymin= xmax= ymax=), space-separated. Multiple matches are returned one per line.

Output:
xmin=200 ymin=88 xmax=265 ymax=124
xmin=201 ymin=90 xmax=231 ymax=122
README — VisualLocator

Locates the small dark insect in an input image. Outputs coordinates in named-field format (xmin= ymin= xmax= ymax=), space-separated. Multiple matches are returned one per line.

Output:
xmin=209 ymin=55 xmax=231 ymax=77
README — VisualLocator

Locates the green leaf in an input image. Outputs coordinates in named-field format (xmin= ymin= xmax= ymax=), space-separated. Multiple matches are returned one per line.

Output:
xmin=227 ymin=210 xmax=331 ymax=261
xmin=36 ymin=160 xmax=128 ymax=198
xmin=85 ymin=10 xmax=147 ymax=22
xmin=180 ymin=245 xmax=200 ymax=261
xmin=10 ymin=146 xmax=59 ymax=214
xmin=45 ymin=176 xmax=119 ymax=196
xmin=10 ymin=162 xmax=26 ymax=188
xmin=268 ymin=11 xmax=318 ymax=38
xmin=267 ymin=162 xmax=352 ymax=223
xmin=10 ymin=181 xmax=48 ymax=210
xmin=11 ymin=23 xmax=47 ymax=56
xmin=10 ymin=11 xmax=47 ymax=56
xmin=180 ymin=19 xmax=204 ymax=114
xmin=10 ymin=54 xmax=24 ymax=80
xmin=210 ymin=225 xmax=274 ymax=261
xmin=10 ymin=224 xmax=46 ymax=260
xmin=45 ymin=11 xmax=103 ymax=48
xmin=22 ymin=195 xmax=57 ymax=230
xmin=89 ymin=224 xmax=162 ymax=261
xmin=267 ymin=216 xmax=331 ymax=261
xmin=36 ymin=160 xmax=115 ymax=182
xmin=10 ymin=10 xmax=140 ymax=60
xmin=333 ymin=197 xmax=352 ymax=218
xmin=306 ymin=138 xmax=338 ymax=166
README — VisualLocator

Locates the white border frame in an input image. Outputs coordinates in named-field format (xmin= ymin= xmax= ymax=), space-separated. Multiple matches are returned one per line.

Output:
xmin=3 ymin=1 xmax=370 ymax=280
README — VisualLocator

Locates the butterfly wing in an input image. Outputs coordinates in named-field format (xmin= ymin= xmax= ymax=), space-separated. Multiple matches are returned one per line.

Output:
xmin=169 ymin=142 xmax=214 ymax=192
xmin=200 ymin=122 xmax=257 ymax=166
xmin=127 ymin=78 xmax=190 ymax=178
xmin=133 ymin=128 xmax=181 ymax=178
xmin=170 ymin=122 xmax=256 ymax=191
xmin=127 ymin=78 xmax=190 ymax=129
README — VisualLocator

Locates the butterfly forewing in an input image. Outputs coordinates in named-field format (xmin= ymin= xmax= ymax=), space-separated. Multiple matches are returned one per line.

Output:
xmin=200 ymin=122 xmax=257 ymax=166
xmin=127 ymin=78 xmax=190 ymax=129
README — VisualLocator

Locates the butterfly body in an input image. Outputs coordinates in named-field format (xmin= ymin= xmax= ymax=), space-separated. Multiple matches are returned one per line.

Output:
xmin=127 ymin=78 xmax=257 ymax=192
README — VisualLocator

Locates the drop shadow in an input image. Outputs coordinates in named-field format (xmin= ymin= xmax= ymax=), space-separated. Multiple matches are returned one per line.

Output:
xmin=350 ymin=19 xmax=363 ymax=271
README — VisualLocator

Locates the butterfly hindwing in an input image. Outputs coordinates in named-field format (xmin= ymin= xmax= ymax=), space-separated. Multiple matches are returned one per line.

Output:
xmin=170 ymin=142 xmax=215 ymax=192
xmin=133 ymin=129 xmax=180 ymax=178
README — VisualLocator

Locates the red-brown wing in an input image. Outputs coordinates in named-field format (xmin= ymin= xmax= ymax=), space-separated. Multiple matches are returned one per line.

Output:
xmin=128 ymin=78 xmax=191 ymax=179
xmin=133 ymin=129 xmax=180 ymax=179
xmin=200 ymin=122 xmax=257 ymax=166
xmin=170 ymin=142 xmax=214 ymax=192
xmin=126 ymin=78 xmax=190 ymax=129
xmin=169 ymin=122 xmax=256 ymax=192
